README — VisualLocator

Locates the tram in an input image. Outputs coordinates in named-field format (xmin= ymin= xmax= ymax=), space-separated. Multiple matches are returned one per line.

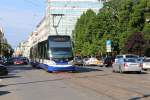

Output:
xmin=30 ymin=35 xmax=75 ymax=72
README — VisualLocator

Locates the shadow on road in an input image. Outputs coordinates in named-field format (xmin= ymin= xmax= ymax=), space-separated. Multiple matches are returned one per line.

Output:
xmin=0 ymin=75 xmax=21 ymax=79
xmin=0 ymin=91 xmax=11 ymax=96
xmin=0 ymin=72 xmax=21 ymax=79
xmin=129 ymin=94 xmax=150 ymax=100
xmin=7 ymin=65 xmax=103 ymax=74
xmin=74 ymin=66 xmax=103 ymax=73
xmin=0 ymin=85 xmax=8 ymax=88
xmin=4 ymin=74 xmax=112 ymax=87
xmin=7 ymin=65 xmax=35 ymax=74
xmin=122 ymin=71 xmax=148 ymax=74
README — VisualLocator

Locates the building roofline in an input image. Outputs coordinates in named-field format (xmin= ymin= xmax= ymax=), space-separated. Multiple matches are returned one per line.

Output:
xmin=36 ymin=16 xmax=46 ymax=28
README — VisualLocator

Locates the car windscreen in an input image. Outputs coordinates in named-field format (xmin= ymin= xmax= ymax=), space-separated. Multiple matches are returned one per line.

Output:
xmin=126 ymin=55 xmax=138 ymax=59
xmin=49 ymin=47 xmax=73 ymax=58
xmin=75 ymin=57 xmax=82 ymax=60
xmin=14 ymin=58 xmax=23 ymax=61
xmin=116 ymin=56 xmax=123 ymax=59
xmin=124 ymin=59 xmax=137 ymax=63
xmin=143 ymin=59 xmax=150 ymax=62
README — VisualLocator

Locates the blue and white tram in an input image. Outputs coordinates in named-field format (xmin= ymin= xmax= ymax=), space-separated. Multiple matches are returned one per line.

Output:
xmin=30 ymin=35 xmax=75 ymax=72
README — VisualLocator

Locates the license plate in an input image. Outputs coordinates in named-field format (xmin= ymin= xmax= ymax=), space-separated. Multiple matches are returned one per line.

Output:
xmin=130 ymin=64 xmax=137 ymax=65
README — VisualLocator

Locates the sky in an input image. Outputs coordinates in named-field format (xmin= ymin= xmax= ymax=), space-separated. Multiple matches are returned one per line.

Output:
xmin=0 ymin=0 xmax=45 ymax=48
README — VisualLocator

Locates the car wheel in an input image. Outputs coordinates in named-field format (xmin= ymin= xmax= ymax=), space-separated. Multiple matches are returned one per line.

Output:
xmin=102 ymin=64 xmax=106 ymax=67
xmin=137 ymin=71 xmax=141 ymax=74
xmin=119 ymin=66 xmax=123 ymax=73
xmin=0 ymin=70 xmax=8 ymax=76
xmin=83 ymin=63 xmax=86 ymax=67
xmin=112 ymin=69 xmax=116 ymax=73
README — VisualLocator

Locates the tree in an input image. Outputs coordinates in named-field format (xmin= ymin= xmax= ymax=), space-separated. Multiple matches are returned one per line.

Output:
xmin=1 ymin=43 xmax=13 ymax=57
xmin=73 ymin=9 xmax=96 ymax=56
xmin=73 ymin=0 xmax=150 ymax=56
xmin=125 ymin=32 xmax=146 ymax=56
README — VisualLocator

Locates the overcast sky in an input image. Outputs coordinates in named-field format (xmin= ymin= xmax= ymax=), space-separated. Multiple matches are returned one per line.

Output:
xmin=0 ymin=0 xmax=45 ymax=48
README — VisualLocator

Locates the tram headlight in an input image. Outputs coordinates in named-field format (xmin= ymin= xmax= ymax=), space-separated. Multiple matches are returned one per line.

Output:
xmin=47 ymin=60 xmax=56 ymax=65
xmin=68 ymin=60 xmax=73 ymax=65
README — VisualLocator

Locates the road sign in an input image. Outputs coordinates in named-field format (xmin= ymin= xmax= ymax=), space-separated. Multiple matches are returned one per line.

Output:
xmin=106 ymin=40 xmax=111 ymax=52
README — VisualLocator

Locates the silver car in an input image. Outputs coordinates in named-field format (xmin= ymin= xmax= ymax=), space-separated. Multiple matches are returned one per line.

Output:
xmin=142 ymin=57 xmax=150 ymax=71
xmin=113 ymin=57 xmax=142 ymax=73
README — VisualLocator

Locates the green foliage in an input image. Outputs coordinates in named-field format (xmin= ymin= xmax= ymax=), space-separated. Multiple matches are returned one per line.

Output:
xmin=0 ymin=43 xmax=13 ymax=57
xmin=143 ymin=23 xmax=150 ymax=40
xmin=73 ymin=9 xmax=96 ymax=56
xmin=125 ymin=32 xmax=146 ymax=55
xmin=73 ymin=0 xmax=150 ymax=56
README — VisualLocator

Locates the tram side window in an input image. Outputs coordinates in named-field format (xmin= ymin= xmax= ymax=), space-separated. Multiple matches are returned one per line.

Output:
xmin=38 ymin=44 xmax=40 ymax=58
xmin=40 ymin=41 xmax=47 ymax=59
xmin=42 ymin=43 xmax=45 ymax=59
xmin=35 ymin=45 xmax=39 ymax=58
xmin=44 ymin=42 xmax=48 ymax=59
xmin=38 ymin=42 xmax=43 ymax=59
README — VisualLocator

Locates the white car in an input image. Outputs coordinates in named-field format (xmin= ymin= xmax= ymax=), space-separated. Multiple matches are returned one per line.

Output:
xmin=113 ymin=57 xmax=142 ymax=73
xmin=84 ymin=57 xmax=103 ymax=66
xmin=142 ymin=58 xmax=150 ymax=70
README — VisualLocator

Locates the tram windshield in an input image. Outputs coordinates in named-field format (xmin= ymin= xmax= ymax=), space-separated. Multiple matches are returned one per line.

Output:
xmin=49 ymin=47 xmax=73 ymax=58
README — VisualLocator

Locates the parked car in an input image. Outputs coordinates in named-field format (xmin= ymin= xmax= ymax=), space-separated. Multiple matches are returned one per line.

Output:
xmin=83 ymin=57 xmax=103 ymax=66
xmin=138 ymin=57 xmax=145 ymax=63
xmin=0 ymin=57 xmax=4 ymax=64
xmin=0 ymin=64 xmax=8 ymax=76
xmin=113 ymin=55 xmax=142 ymax=73
xmin=103 ymin=56 xmax=114 ymax=67
xmin=98 ymin=58 xmax=105 ymax=67
xmin=73 ymin=57 xmax=83 ymax=66
xmin=115 ymin=54 xmax=139 ymax=60
xmin=13 ymin=58 xmax=24 ymax=65
xmin=142 ymin=57 xmax=150 ymax=71
xmin=3 ymin=58 xmax=14 ymax=65
xmin=20 ymin=57 xmax=29 ymax=64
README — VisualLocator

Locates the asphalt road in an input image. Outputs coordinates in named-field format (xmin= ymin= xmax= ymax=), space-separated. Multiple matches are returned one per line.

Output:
xmin=0 ymin=65 xmax=150 ymax=100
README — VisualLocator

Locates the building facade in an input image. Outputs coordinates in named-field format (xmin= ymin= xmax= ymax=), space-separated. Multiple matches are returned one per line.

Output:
xmin=0 ymin=26 xmax=10 ymax=57
xmin=46 ymin=0 xmax=102 ymax=37
xmin=17 ymin=0 xmax=103 ymax=57
xmin=0 ymin=27 xmax=5 ymax=43
xmin=15 ymin=31 xmax=39 ymax=58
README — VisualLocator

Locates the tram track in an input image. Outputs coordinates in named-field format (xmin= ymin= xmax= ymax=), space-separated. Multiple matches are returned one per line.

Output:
xmin=87 ymin=76 xmax=150 ymax=99
xmin=58 ymin=72 xmax=150 ymax=100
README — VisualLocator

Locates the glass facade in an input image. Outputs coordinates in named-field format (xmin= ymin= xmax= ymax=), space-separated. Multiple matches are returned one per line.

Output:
xmin=46 ymin=0 xmax=102 ymax=37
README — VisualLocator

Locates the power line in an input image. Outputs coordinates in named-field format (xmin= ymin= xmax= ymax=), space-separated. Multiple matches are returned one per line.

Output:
xmin=23 ymin=0 xmax=40 ymax=7
xmin=22 ymin=0 xmax=45 ymax=15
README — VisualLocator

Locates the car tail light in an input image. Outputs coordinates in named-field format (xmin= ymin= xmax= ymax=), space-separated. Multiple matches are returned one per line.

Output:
xmin=124 ymin=63 xmax=128 ymax=67
xmin=112 ymin=62 xmax=115 ymax=64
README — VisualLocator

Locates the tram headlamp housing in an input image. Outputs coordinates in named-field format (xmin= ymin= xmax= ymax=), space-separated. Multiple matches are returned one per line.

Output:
xmin=68 ymin=60 xmax=73 ymax=65
xmin=47 ymin=60 xmax=56 ymax=65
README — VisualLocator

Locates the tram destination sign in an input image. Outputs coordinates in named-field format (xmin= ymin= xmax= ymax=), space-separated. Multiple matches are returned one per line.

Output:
xmin=49 ymin=36 xmax=70 ymax=42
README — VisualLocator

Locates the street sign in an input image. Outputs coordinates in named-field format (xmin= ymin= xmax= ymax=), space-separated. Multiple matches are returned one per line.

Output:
xmin=106 ymin=40 xmax=111 ymax=52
